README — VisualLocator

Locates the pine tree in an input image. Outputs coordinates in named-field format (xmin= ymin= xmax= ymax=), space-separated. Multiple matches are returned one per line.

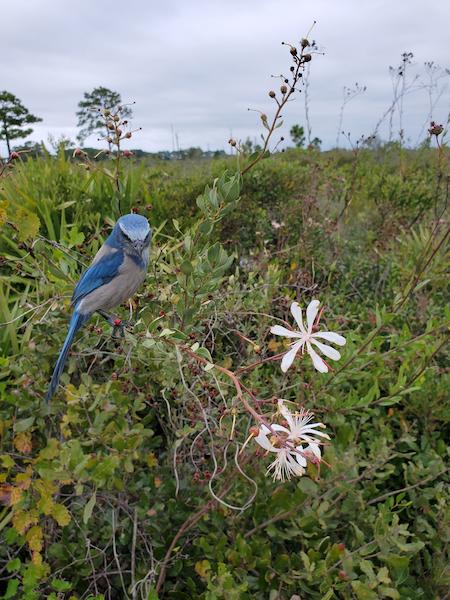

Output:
xmin=0 ymin=91 xmax=42 ymax=156
xmin=76 ymin=87 xmax=132 ymax=149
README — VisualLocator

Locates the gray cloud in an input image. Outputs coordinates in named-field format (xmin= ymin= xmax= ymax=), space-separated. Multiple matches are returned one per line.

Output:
xmin=1 ymin=0 xmax=449 ymax=154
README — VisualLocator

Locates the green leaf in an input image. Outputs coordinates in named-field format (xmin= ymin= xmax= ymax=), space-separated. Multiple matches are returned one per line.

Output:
xmin=14 ymin=417 xmax=35 ymax=433
xmin=3 ymin=579 xmax=19 ymax=599
xmin=6 ymin=558 xmax=21 ymax=572
xmin=51 ymin=579 xmax=72 ymax=592
xmin=196 ymin=347 xmax=213 ymax=362
xmin=83 ymin=491 xmax=97 ymax=525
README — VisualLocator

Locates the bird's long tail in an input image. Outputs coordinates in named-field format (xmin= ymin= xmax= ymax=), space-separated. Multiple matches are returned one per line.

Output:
xmin=46 ymin=310 xmax=90 ymax=402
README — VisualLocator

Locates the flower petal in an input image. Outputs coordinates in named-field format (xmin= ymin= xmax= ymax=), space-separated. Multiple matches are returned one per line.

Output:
xmin=270 ymin=325 xmax=302 ymax=338
xmin=290 ymin=302 xmax=305 ymax=332
xmin=299 ymin=427 xmax=330 ymax=440
xmin=295 ymin=450 xmax=307 ymax=467
xmin=254 ymin=429 xmax=278 ymax=452
xmin=306 ymin=299 xmax=320 ymax=333
xmin=271 ymin=424 xmax=290 ymax=434
xmin=312 ymin=331 xmax=346 ymax=346
xmin=306 ymin=443 xmax=321 ymax=459
xmin=280 ymin=341 xmax=302 ymax=372
xmin=306 ymin=341 xmax=328 ymax=373
xmin=310 ymin=339 xmax=341 ymax=361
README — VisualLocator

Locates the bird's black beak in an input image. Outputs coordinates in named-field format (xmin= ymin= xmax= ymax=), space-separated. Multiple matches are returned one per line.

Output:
xmin=133 ymin=240 xmax=144 ymax=253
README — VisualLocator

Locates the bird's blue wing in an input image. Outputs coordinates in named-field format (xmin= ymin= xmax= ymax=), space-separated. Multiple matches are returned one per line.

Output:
xmin=72 ymin=248 xmax=124 ymax=305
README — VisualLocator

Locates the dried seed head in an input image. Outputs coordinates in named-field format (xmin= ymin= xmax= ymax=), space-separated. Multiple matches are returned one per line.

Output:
xmin=303 ymin=54 xmax=312 ymax=62
xmin=301 ymin=38 xmax=310 ymax=48
xmin=428 ymin=122 xmax=444 ymax=136
xmin=290 ymin=46 xmax=298 ymax=55
xmin=280 ymin=85 xmax=288 ymax=94
xmin=269 ymin=90 xmax=276 ymax=98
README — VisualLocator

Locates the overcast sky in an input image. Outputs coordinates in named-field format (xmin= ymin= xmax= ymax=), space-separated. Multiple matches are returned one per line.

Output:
xmin=1 ymin=0 xmax=449 ymax=155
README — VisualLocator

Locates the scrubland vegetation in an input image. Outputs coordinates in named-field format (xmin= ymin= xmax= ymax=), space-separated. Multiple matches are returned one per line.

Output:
xmin=0 ymin=34 xmax=449 ymax=600
xmin=0 ymin=140 xmax=448 ymax=599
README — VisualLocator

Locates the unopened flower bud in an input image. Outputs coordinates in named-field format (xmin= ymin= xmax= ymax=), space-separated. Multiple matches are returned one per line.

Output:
xmin=116 ymin=128 xmax=122 ymax=136
xmin=303 ymin=54 xmax=312 ymax=62
xmin=103 ymin=108 xmax=111 ymax=117
xmin=107 ymin=137 xmax=113 ymax=143
xmin=228 ymin=138 xmax=237 ymax=147
xmin=249 ymin=426 xmax=260 ymax=437
xmin=269 ymin=90 xmax=276 ymax=98
xmin=123 ymin=150 xmax=133 ymax=157
xmin=301 ymin=38 xmax=310 ymax=48
xmin=125 ymin=132 xmax=132 ymax=138
xmin=73 ymin=148 xmax=83 ymax=157
xmin=290 ymin=46 xmax=297 ymax=55
xmin=107 ymin=122 xmax=115 ymax=130
xmin=280 ymin=85 xmax=288 ymax=94
xmin=113 ymin=115 xmax=120 ymax=122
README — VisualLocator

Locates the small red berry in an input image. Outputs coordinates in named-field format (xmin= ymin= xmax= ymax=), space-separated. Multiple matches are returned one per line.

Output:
xmin=113 ymin=318 xmax=122 ymax=326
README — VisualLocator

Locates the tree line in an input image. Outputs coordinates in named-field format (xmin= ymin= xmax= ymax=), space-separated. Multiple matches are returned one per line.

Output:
xmin=0 ymin=87 xmax=315 ymax=157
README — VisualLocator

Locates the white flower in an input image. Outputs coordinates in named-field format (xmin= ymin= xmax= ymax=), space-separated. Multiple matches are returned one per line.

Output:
xmin=270 ymin=299 xmax=346 ymax=373
xmin=253 ymin=400 xmax=330 ymax=481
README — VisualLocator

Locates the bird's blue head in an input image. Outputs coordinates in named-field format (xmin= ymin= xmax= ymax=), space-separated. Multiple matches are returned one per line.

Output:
xmin=110 ymin=214 xmax=152 ymax=259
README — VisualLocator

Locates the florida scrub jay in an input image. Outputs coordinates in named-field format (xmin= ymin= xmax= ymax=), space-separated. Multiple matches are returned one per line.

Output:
xmin=46 ymin=213 xmax=152 ymax=401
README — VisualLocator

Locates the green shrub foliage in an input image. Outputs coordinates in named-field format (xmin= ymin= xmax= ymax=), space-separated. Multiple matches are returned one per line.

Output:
xmin=0 ymin=143 xmax=448 ymax=599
